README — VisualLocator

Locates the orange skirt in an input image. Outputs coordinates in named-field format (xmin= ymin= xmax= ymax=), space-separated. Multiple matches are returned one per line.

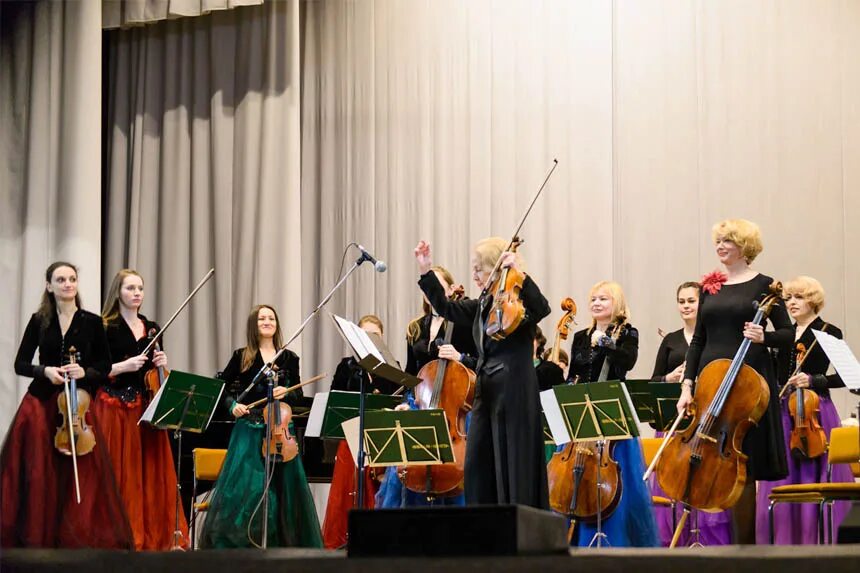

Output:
xmin=93 ymin=390 xmax=189 ymax=550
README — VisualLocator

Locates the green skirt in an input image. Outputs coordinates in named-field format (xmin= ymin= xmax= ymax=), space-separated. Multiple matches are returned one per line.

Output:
xmin=199 ymin=418 xmax=322 ymax=548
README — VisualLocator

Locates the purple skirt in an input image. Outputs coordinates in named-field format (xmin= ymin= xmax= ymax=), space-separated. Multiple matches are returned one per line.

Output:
xmin=755 ymin=395 xmax=853 ymax=544
xmin=650 ymin=433 xmax=732 ymax=546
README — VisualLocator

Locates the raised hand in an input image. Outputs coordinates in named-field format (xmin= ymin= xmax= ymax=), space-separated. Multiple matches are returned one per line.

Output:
xmin=414 ymin=240 xmax=433 ymax=275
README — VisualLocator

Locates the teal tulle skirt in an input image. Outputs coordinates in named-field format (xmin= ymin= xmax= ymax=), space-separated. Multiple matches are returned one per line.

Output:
xmin=199 ymin=419 xmax=322 ymax=548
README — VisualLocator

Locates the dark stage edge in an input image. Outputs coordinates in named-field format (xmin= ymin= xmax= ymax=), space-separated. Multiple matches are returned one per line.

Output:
xmin=4 ymin=545 xmax=860 ymax=573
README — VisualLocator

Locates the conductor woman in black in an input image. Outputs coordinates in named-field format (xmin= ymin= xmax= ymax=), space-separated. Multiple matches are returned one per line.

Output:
xmin=414 ymin=238 xmax=551 ymax=509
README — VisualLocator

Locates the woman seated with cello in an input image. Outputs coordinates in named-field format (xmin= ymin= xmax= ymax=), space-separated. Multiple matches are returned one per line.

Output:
xmin=2 ymin=262 xmax=133 ymax=549
xmin=649 ymin=281 xmax=731 ymax=547
xmin=755 ymin=276 xmax=854 ymax=544
xmin=414 ymin=238 xmax=551 ymax=508
xmin=200 ymin=304 xmax=321 ymax=548
xmin=673 ymin=219 xmax=791 ymax=545
xmin=555 ymin=280 xmax=658 ymax=547
xmin=376 ymin=266 xmax=478 ymax=508
xmin=94 ymin=269 xmax=188 ymax=550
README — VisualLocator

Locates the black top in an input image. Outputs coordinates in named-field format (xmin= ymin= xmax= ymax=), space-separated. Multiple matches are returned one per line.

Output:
xmin=567 ymin=322 xmax=639 ymax=383
xmin=99 ymin=314 xmax=161 ymax=403
xmin=330 ymin=356 xmax=401 ymax=395
xmin=775 ymin=316 xmax=844 ymax=397
xmin=682 ymin=273 xmax=792 ymax=481
xmin=218 ymin=348 xmax=301 ymax=421
xmin=651 ymin=328 xmax=689 ymax=381
xmin=405 ymin=313 xmax=478 ymax=375
xmin=14 ymin=310 xmax=111 ymax=400
xmin=535 ymin=359 xmax=565 ymax=392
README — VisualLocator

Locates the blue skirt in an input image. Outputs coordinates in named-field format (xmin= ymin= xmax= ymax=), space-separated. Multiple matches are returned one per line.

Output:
xmin=571 ymin=439 xmax=660 ymax=547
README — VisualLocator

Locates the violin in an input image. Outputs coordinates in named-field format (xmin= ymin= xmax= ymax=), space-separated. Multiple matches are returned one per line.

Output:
xmin=55 ymin=347 xmax=96 ymax=504
xmin=548 ymin=297 xmax=577 ymax=366
xmin=485 ymin=238 xmax=526 ymax=341
xmin=400 ymin=285 xmax=477 ymax=498
xmin=787 ymin=342 xmax=827 ymax=460
xmin=144 ymin=328 xmax=169 ymax=402
xmin=260 ymin=368 xmax=299 ymax=462
xmin=656 ymin=283 xmax=783 ymax=511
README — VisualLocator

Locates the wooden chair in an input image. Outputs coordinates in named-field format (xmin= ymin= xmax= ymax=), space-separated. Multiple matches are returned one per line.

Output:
xmin=190 ymin=448 xmax=228 ymax=549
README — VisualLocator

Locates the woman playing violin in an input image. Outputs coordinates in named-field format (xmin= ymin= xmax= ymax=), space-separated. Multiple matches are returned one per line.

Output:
xmin=755 ymin=276 xmax=854 ymax=544
xmin=200 ymin=304 xmax=321 ymax=548
xmin=414 ymin=238 xmax=550 ymax=508
xmin=94 ymin=269 xmax=187 ymax=550
xmin=675 ymin=219 xmax=792 ymax=544
xmin=650 ymin=281 xmax=732 ymax=546
xmin=2 ymin=262 xmax=132 ymax=549
xmin=376 ymin=266 xmax=478 ymax=508
xmin=563 ymin=281 xmax=658 ymax=547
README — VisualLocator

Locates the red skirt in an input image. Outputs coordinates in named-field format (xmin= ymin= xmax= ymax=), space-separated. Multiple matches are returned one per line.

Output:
xmin=92 ymin=390 xmax=189 ymax=550
xmin=321 ymin=440 xmax=379 ymax=549
xmin=0 ymin=393 xmax=134 ymax=549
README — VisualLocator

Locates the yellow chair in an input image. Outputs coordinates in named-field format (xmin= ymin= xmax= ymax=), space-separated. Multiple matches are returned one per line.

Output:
xmin=190 ymin=448 xmax=228 ymax=549
xmin=641 ymin=437 xmax=678 ymax=533
xmin=768 ymin=426 xmax=860 ymax=544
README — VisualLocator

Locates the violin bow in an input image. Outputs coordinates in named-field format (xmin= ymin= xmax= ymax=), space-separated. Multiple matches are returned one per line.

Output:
xmin=479 ymin=159 xmax=559 ymax=299
xmin=141 ymin=268 xmax=215 ymax=356
xmin=246 ymin=373 xmax=327 ymax=409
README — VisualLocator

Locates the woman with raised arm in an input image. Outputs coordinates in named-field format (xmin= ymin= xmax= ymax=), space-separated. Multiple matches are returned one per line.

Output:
xmin=414 ymin=238 xmax=551 ymax=508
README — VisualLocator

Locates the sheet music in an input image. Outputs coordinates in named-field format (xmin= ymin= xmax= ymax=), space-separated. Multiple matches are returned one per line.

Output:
xmin=341 ymin=416 xmax=361 ymax=467
xmin=540 ymin=389 xmax=571 ymax=445
xmin=355 ymin=327 xmax=385 ymax=363
xmin=138 ymin=382 xmax=167 ymax=425
xmin=304 ymin=391 xmax=330 ymax=438
xmin=812 ymin=329 xmax=860 ymax=389
xmin=333 ymin=314 xmax=370 ymax=359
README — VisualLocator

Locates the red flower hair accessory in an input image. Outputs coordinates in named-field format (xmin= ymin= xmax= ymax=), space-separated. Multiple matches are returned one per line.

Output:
xmin=701 ymin=270 xmax=728 ymax=295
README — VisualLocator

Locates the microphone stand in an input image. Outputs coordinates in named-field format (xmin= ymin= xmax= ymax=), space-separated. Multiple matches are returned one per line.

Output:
xmin=261 ymin=369 xmax=277 ymax=549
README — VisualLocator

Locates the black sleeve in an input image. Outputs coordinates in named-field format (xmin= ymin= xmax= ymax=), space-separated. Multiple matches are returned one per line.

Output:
xmin=651 ymin=335 xmax=671 ymax=381
xmin=566 ymin=330 xmax=590 ymax=384
xmin=684 ymin=292 xmax=707 ymax=381
xmin=607 ymin=325 xmax=639 ymax=373
xmin=763 ymin=295 xmax=794 ymax=349
xmin=418 ymin=272 xmax=479 ymax=326
xmin=278 ymin=351 xmax=302 ymax=406
xmin=460 ymin=353 xmax=478 ymax=371
xmin=80 ymin=314 xmax=112 ymax=394
xmin=405 ymin=339 xmax=419 ymax=376
xmin=14 ymin=315 xmax=46 ymax=382
xmin=520 ymin=275 xmax=551 ymax=325
xmin=218 ymin=350 xmax=243 ymax=412
xmin=331 ymin=357 xmax=355 ymax=391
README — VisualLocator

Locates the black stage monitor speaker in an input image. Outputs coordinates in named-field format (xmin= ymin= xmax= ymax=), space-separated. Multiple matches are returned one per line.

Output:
xmin=347 ymin=504 xmax=568 ymax=557
xmin=837 ymin=502 xmax=860 ymax=543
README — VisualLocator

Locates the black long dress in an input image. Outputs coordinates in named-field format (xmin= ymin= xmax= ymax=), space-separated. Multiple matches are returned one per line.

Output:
xmin=652 ymin=328 xmax=689 ymax=381
xmin=419 ymin=271 xmax=551 ymax=508
xmin=774 ymin=316 xmax=844 ymax=395
xmin=683 ymin=274 xmax=791 ymax=481
xmin=567 ymin=322 xmax=639 ymax=383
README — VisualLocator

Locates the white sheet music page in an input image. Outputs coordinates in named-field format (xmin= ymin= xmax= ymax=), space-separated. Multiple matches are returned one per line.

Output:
xmin=305 ymin=391 xmax=330 ymax=438
xmin=812 ymin=329 xmax=860 ymax=390
xmin=540 ymin=388 xmax=571 ymax=445
xmin=333 ymin=314 xmax=370 ymax=359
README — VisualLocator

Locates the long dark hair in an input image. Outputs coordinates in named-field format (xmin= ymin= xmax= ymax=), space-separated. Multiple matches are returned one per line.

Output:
xmin=37 ymin=261 xmax=81 ymax=328
xmin=241 ymin=305 xmax=284 ymax=372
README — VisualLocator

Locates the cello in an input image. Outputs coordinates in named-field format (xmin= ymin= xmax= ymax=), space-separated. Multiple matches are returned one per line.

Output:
xmin=655 ymin=283 xmax=783 ymax=512
xmin=785 ymin=340 xmax=827 ymax=460
xmin=547 ymin=319 xmax=623 ymax=537
xmin=400 ymin=285 xmax=477 ymax=498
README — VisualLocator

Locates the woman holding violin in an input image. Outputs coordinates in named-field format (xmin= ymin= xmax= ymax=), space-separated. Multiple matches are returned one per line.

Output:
xmin=200 ymin=304 xmax=322 ymax=548
xmin=375 ymin=266 xmax=478 ymax=508
xmin=2 ymin=262 xmax=132 ymax=549
xmin=322 ymin=314 xmax=391 ymax=548
xmin=414 ymin=237 xmax=550 ymax=509
xmin=649 ymin=281 xmax=732 ymax=547
xmin=755 ymin=276 xmax=853 ymax=544
xmin=674 ymin=219 xmax=791 ymax=544
xmin=559 ymin=281 xmax=658 ymax=547
xmin=94 ymin=269 xmax=187 ymax=550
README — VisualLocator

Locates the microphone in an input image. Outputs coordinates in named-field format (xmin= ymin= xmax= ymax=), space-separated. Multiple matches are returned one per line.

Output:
xmin=357 ymin=244 xmax=387 ymax=273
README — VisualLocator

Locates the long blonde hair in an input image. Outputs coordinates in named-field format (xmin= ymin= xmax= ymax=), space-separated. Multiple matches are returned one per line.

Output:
xmin=102 ymin=269 xmax=143 ymax=325
xmin=589 ymin=280 xmax=630 ymax=332
xmin=241 ymin=305 xmax=284 ymax=372
xmin=406 ymin=266 xmax=455 ymax=344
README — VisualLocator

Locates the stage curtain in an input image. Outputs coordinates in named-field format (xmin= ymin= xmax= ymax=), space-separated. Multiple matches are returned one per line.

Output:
xmin=103 ymin=0 xmax=264 ymax=30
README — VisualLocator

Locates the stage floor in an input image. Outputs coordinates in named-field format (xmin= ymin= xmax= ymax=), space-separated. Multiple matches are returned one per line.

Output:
xmin=4 ymin=545 xmax=860 ymax=573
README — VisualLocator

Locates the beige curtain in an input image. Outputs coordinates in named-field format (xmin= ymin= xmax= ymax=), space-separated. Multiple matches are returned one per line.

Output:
xmin=0 ymin=0 xmax=103 ymax=440
xmin=301 ymin=0 xmax=860 ymax=420
xmin=103 ymin=0 xmax=301 ymax=384
xmin=103 ymin=0 xmax=263 ymax=29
